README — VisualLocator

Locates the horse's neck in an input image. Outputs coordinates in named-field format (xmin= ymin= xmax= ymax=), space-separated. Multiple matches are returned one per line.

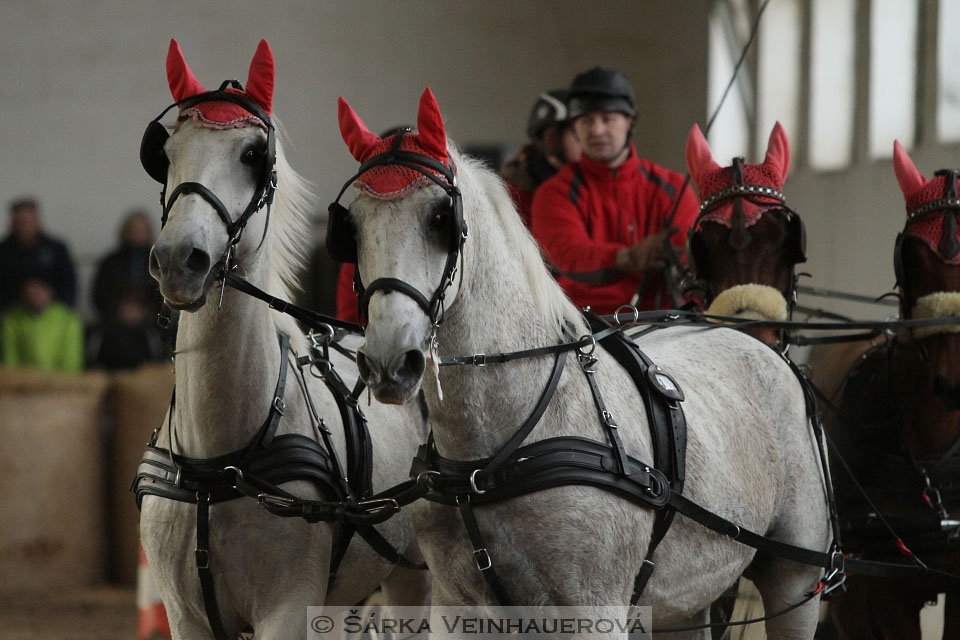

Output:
xmin=894 ymin=336 xmax=960 ymax=456
xmin=426 ymin=212 xmax=574 ymax=459
xmin=171 ymin=258 xmax=283 ymax=458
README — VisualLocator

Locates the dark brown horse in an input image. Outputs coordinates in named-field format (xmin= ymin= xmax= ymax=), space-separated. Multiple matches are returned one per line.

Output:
xmin=684 ymin=122 xmax=806 ymax=348
xmin=810 ymin=142 xmax=960 ymax=639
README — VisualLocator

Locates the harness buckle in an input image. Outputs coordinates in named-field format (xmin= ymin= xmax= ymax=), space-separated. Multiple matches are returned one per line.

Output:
xmin=195 ymin=548 xmax=210 ymax=569
xmin=469 ymin=469 xmax=488 ymax=495
xmin=258 ymin=493 xmax=296 ymax=510
xmin=273 ymin=396 xmax=285 ymax=415
xmin=601 ymin=410 xmax=618 ymax=429
xmin=473 ymin=548 xmax=493 ymax=571
xmin=356 ymin=497 xmax=400 ymax=515
xmin=471 ymin=353 xmax=487 ymax=367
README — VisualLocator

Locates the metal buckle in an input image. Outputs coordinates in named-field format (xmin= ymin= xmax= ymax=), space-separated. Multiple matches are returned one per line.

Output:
xmin=601 ymin=410 xmax=618 ymax=428
xmin=273 ymin=396 xmax=285 ymax=415
xmin=472 ymin=353 xmax=487 ymax=367
xmin=257 ymin=493 xmax=295 ymax=509
xmin=469 ymin=469 xmax=487 ymax=495
xmin=614 ymin=304 xmax=640 ymax=327
xmin=473 ymin=548 xmax=492 ymax=571
xmin=356 ymin=497 xmax=400 ymax=514
xmin=195 ymin=548 xmax=210 ymax=569
xmin=576 ymin=334 xmax=597 ymax=357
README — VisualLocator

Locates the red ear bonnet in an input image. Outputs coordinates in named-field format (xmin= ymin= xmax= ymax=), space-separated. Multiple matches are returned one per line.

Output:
xmin=894 ymin=140 xmax=960 ymax=263
xmin=338 ymin=87 xmax=451 ymax=199
xmin=689 ymin=121 xmax=792 ymax=230
xmin=685 ymin=124 xmax=720 ymax=188
xmin=167 ymin=38 xmax=274 ymax=130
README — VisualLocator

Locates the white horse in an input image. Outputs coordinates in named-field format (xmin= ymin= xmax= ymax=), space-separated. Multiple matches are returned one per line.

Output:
xmin=334 ymin=89 xmax=831 ymax=639
xmin=139 ymin=40 xmax=428 ymax=639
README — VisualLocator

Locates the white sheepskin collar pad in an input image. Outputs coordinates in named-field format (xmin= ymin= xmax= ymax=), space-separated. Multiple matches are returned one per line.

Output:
xmin=706 ymin=283 xmax=788 ymax=322
xmin=911 ymin=291 xmax=960 ymax=338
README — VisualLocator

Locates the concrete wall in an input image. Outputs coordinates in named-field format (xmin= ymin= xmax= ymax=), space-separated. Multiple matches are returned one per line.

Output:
xmin=0 ymin=0 xmax=709 ymax=321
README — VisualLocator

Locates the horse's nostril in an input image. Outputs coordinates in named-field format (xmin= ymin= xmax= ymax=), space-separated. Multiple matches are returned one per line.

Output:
xmin=397 ymin=350 xmax=426 ymax=381
xmin=184 ymin=248 xmax=210 ymax=274
xmin=149 ymin=248 xmax=164 ymax=276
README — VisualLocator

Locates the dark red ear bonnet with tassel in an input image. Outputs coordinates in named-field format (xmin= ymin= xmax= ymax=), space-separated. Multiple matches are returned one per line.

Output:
xmin=685 ymin=121 xmax=791 ymax=229
xmin=894 ymin=140 xmax=960 ymax=265
xmin=337 ymin=88 xmax=450 ymax=199
xmin=167 ymin=38 xmax=274 ymax=130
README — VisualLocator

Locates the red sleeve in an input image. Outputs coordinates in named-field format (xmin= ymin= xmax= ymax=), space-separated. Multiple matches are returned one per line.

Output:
xmin=530 ymin=171 xmax=624 ymax=282
xmin=640 ymin=162 xmax=699 ymax=258
xmin=336 ymin=263 xmax=359 ymax=323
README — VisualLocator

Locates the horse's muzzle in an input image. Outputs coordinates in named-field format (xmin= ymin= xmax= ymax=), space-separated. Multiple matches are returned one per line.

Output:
xmin=357 ymin=348 xmax=426 ymax=405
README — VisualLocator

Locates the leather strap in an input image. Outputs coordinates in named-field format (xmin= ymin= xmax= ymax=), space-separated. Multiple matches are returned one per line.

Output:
xmin=196 ymin=492 xmax=230 ymax=640
xmin=456 ymin=494 xmax=513 ymax=604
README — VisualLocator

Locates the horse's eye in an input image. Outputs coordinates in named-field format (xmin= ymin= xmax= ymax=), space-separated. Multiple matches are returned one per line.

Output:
xmin=241 ymin=148 xmax=262 ymax=166
xmin=429 ymin=209 xmax=449 ymax=232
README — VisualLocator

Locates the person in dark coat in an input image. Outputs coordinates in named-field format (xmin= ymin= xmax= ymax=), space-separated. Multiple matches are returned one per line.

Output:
xmin=0 ymin=197 xmax=76 ymax=311
xmin=92 ymin=210 xmax=161 ymax=323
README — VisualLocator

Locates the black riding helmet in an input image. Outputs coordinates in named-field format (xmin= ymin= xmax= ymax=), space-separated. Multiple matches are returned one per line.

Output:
xmin=526 ymin=89 xmax=570 ymax=140
xmin=567 ymin=66 xmax=637 ymax=119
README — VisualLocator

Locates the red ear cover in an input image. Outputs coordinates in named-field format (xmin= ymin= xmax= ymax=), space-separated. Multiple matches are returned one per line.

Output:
xmin=415 ymin=87 xmax=448 ymax=162
xmin=893 ymin=140 xmax=927 ymax=202
xmin=245 ymin=39 xmax=275 ymax=114
xmin=763 ymin=121 xmax=790 ymax=184
xmin=166 ymin=38 xmax=205 ymax=102
xmin=338 ymin=97 xmax=382 ymax=162
xmin=685 ymin=123 xmax=720 ymax=189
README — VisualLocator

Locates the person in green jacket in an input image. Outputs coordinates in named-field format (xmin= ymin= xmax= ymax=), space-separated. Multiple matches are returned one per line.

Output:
xmin=2 ymin=275 xmax=83 ymax=373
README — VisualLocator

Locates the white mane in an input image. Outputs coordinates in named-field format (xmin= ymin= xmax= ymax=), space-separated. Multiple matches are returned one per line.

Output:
xmin=449 ymin=144 xmax=581 ymax=337
xmin=266 ymin=116 xmax=316 ymax=299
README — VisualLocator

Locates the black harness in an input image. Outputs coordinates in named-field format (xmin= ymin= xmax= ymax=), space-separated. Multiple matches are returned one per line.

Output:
xmin=410 ymin=313 xmax=687 ymax=604
xmin=132 ymin=333 xmax=396 ymax=639
xmin=326 ymin=129 xmax=467 ymax=329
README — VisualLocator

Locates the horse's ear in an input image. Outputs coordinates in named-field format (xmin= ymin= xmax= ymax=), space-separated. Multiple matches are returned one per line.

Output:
xmin=764 ymin=121 xmax=790 ymax=183
xmin=166 ymin=39 xmax=205 ymax=102
xmin=245 ymin=39 xmax=274 ymax=115
xmin=416 ymin=88 xmax=447 ymax=161
xmin=338 ymin=97 xmax=382 ymax=162
xmin=893 ymin=140 xmax=927 ymax=201
xmin=685 ymin=123 xmax=719 ymax=187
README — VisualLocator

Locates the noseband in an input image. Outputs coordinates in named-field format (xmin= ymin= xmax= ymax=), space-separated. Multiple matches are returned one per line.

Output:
xmin=327 ymin=130 xmax=467 ymax=331
xmin=141 ymin=80 xmax=278 ymax=268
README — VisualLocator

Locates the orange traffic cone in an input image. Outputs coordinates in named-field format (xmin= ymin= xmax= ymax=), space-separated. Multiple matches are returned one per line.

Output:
xmin=137 ymin=544 xmax=172 ymax=639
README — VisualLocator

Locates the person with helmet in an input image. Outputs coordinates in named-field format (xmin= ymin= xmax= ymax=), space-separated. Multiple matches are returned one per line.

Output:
xmin=500 ymin=89 xmax=581 ymax=226
xmin=530 ymin=66 xmax=698 ymax=314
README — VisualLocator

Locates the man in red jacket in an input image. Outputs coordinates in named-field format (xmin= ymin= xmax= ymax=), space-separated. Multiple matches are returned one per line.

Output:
xmin=530 ymin=67 xmax=698 ymax=314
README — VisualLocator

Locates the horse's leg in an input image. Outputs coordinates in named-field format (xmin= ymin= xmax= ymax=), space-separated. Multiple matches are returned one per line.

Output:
xmin=828 ymin=578 xmax=882 ymax=640
xmin=943 ymin=591 xmax=960 ymax=640
xmin=751 ymin=559 xmax=821 ymax=640
xmin=867 ymin=581 xmax=924 ymax=640
xmin=380 ymin=563 xmax=432 ymax=606
xmin=655 ymin=608 xmax=711 ymax=640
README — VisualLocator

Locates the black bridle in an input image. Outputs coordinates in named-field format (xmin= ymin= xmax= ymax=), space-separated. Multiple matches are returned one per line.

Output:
xmin=140 ymin=80 xmax=278 ymax=261
xmin=327 ymin=129 xmax=467 ymax=331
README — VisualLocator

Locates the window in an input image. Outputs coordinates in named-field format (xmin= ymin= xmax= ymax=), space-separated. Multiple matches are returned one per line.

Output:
xmin=809 ymin=0 xmax=857 ymax=170
xmin=756 ymin=0 xmax=801 ymax=160
xmin=868 ymin=0 xmax=918 ymax=157
xmin=938 ymin=0 xmax=960 ymax=142
xmin=707 ymin=0 xmax=751 ymax=162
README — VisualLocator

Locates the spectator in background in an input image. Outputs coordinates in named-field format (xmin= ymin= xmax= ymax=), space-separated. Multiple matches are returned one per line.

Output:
xmin=92 ymin=210 xmax=161 ymax=324
xmin=530 ymin=67 xmax=698 ymax=314
xmin=0 ymin=197 xmax=76 ymax=311
xmin=500 ymin=90 xmax=581 ymax=227
xmin=2 ymin=274 xmax=84 ymax=372
xmin=86 ymin=286 xmax=165 ymax=370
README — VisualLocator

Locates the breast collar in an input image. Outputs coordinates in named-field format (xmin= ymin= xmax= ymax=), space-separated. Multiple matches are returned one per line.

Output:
xmin=132 ymin=333 xmax=370 ymax=508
